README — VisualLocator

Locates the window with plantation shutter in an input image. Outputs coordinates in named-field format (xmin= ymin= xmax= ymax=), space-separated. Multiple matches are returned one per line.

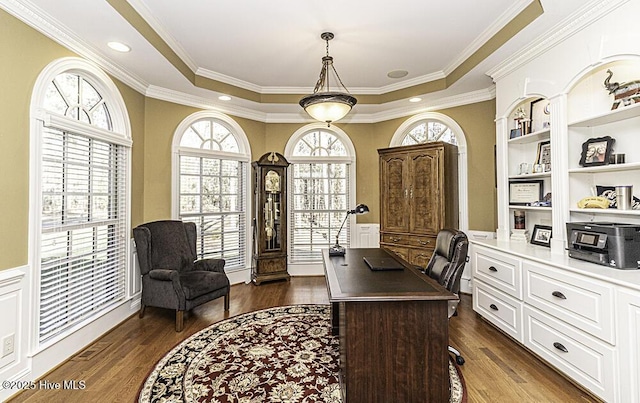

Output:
xmin=174 ymin=114 xmax=250 ymax=271
xmin=286 ymin=128 xmax=355 ymax=263
xmin=36 ymin=71 xmax=130 ymax=344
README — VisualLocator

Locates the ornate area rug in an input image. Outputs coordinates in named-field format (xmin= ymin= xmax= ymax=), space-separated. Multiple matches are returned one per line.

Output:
xmin=139 ymin=305 xmax=466 ymax=402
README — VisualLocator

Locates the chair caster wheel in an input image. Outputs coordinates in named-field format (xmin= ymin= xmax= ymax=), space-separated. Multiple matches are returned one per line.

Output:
xmin=456 ymin=356 xmax=465 ymax=365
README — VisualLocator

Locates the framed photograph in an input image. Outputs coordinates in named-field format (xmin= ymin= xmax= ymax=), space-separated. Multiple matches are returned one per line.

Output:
xmin=579 ymin=136 xmax=615 ymax=167
xmin=509 ymin=180 xmax=544 ymax=205
xmin=535 ymin=140 xmax=551 ymax=172
xmin=530 ymin=98 xmax=550 ymax=133
xmin=509 ymin=128 xmax=522 ymax=139
xmin=530 ymin=224 xmax=552 ymax=247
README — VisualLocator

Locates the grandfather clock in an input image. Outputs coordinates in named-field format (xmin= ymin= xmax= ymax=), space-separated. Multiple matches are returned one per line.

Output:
xmin=252 ymin=152 xmax=290 ymax=285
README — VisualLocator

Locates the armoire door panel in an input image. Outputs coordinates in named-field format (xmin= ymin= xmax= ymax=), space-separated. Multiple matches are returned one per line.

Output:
xmin=409 ymin=150 xmax=441 ymax=234
xmin=380 ymin=156 xmax=409 ymax=232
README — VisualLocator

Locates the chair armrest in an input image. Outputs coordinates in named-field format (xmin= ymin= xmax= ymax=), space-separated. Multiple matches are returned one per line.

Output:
xmin=193 ymin=258 xmax=226 ymax=273
xmin=148 ymin=269 xmax=179 ymax=281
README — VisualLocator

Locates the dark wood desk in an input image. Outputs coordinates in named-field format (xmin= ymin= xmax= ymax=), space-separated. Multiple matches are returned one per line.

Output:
xmin=323 ymin=248 xmax=456 ymax=403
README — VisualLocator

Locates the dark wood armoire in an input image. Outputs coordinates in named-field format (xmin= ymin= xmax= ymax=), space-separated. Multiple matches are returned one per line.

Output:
xmin=378 ymin=142 xmax=459 ymax=267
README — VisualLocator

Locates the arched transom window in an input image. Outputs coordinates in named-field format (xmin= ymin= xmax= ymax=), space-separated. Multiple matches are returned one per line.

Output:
xmin=174 ymin=115 xmax=249 ymax=271
xmin=287 ymin=128 xmax=355 ymax=263
xmin=401 ymin=120 xmax=457 ymax=146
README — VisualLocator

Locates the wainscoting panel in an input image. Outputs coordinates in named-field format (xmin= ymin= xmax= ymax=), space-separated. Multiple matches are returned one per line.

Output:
xmin=0 ymin=266 xmax=28 ymax=403
xmin=355 ymin=224 xmax=380 ymax=248
xmin=0 ymin=268 xmax=23 ymax=370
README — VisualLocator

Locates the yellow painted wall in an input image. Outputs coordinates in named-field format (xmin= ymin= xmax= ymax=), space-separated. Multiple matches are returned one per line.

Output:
xmin=0 ymin=8 xmax=497 ymax=271
xmin=0 ymin=9 xmax=146 ymax=270
xmin=0 ymin=10 xmax=66 ymax=269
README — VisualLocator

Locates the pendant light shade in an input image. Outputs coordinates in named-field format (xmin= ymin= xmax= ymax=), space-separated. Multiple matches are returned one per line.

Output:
xmin=299 ymin=32 xmax=357 ymax=126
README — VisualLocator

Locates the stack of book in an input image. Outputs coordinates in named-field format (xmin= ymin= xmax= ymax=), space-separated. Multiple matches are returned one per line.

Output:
xmin=510 ymin=229 xmax=530 ymax=242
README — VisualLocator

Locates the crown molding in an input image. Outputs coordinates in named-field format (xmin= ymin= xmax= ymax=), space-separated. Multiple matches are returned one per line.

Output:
xmin=145 ymin=85 xmax=268 ymax=122
xmin=0 ymin=0 xmax=148 ymax=94
xmin=368 ymin=87 xmax=496 ymax=123
xmin=196 ymin=67 xmax=264 ymax=94
xmin=487 ymin=0 xmax=629 ymax=81
xmin=146 ymin=84 xmax=495 ymax=125
xmin=443 ymin=0 xmax=532 ymax=76
xmin=126 ymin=0 xmax=199 ymax=73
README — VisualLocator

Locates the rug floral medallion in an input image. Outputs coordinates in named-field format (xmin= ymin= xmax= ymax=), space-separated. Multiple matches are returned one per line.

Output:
xmin=138 ymin=304 xmax=465 ymax=403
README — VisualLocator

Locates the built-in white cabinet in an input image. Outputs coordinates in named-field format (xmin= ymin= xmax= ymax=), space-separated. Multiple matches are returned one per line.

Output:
xmin=471 ymin=240 xmax=640 ymax=402
xmin=617 ymin=288 xmax=640 ymax=403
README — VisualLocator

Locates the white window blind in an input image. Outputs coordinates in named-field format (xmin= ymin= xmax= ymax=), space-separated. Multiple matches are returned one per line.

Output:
xmin=175 ymin=116 xmax=248 ymax=271
xmin=179 ymin=155 xmax=246 ymax=269
xmin=288 ymin=130 xmax=352 ymax=263
xmin=39 ymin=126 xmax=127 ymax=343
xmin=290 ymin=163 xmax=350 ymax=262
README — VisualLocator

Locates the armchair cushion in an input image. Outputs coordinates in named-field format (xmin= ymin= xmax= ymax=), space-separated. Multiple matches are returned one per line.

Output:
xmin=193 ymin=258 xmax=226 ymax=273
xmin=148 ymin=269 xmax=179 ymax=281
xmin=180 ymin=271 xmax=230 ymax=300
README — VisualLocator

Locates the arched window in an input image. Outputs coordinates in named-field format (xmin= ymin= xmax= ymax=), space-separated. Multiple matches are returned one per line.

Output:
xmin=390 ymin=112 xmax=469 ymax=232
xmin=285 ymin=125 xmax=356 ymax=263
xmin=31 ymin=58 xmax=131 ymax=345
xmin=172 ymin=111 xmax=251 ymax=271
xmin=400 ymin=120 xmax=458 ymax=146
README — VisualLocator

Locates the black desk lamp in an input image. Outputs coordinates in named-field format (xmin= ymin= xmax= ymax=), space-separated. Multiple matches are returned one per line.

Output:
xmin=329 ymin=203 xmax=369 ymax=256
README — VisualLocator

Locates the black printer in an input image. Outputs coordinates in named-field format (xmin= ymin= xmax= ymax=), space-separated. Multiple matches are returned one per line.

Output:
xmin=566 ymin=222 xmax=640 ymax=269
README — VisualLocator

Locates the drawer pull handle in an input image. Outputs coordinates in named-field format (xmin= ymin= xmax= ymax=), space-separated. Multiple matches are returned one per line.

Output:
xmin=488 ymin=266 xmax=498 ymax=272
xmin=489 ymin=304 xmax=498 ymax=311
xmin=553 ymin=342 xmax=568 ymax=353
xmin=391 ymin=237 xmax=401 ymax=242
xmin=419 ymin=240 xmax=431 ymax=245
xmin=552 ymin=291 xmax=567 ymax=299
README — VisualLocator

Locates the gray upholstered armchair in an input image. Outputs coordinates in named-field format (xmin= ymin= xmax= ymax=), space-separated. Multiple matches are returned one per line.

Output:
xmin=133 ymin=220 xmax=230 ymax=331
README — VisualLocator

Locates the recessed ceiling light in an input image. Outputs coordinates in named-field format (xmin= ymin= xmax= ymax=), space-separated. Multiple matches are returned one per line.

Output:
xmin=409 ymin=97 xmax=422 ymax=103
xmin=218 ymin=95 xmax=232 ymax=101
xmin=107 ymin=41 xmax=131 ymax=52
xmin=387 ymin=70 xmax=408 ymax=79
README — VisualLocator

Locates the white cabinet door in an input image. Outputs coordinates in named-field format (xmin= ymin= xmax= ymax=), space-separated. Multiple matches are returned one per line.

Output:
xmin=617 ymin=288 xmax=640 ymax=403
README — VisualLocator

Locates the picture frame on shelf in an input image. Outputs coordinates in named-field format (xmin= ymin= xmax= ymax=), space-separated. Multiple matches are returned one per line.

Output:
xmin=579 ymin=136 xmax=614 ymax=167
xmin=509 ymin=180 xmax=544 ymax=205
xmin=510 ymin=128 xmax=522 ymax=139
xmin=530 ymin=98 xmax=550 ymax=133
xmin=530 ymin=224 xmax=552 ymax=247
xmin=535 ymin=140 xmax=551 ymax=172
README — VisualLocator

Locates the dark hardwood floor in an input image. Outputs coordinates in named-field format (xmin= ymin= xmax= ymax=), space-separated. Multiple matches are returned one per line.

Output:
xmin=9 ymin=276 xmax=599 ymax=402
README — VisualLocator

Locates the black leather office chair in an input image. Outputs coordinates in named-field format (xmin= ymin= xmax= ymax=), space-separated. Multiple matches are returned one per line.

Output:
xmin=424 ymin=228 xmax=469 ymax=365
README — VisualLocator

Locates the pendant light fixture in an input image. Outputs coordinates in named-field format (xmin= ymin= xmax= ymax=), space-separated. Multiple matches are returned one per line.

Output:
xmin=299 ymin=32 xmax=357 ymax=126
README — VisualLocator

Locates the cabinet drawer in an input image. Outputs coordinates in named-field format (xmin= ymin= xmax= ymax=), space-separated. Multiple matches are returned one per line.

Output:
xmin=524 ymin=306 xmax=615 ymax=402
xmin=524 ymin=262 xmax=614 ymax=343
xmin=382 ymin=233 xmax=409 ymax=245
xmin=381 ymin=233 xmax=435 ymax=248
xmin=407 ymin=235 xmax=436 ymax=248
xmin=473 ymin=281 xmax=523 ymax=343
xmin=409 ymin=248 xmax=434 ymax=269
xmin=472 ymin=246 xmax=522 ymax=299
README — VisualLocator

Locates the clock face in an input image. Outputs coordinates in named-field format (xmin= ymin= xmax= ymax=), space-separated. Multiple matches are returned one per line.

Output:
xmin=265 ymin=170 xmax=280 ymax=193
